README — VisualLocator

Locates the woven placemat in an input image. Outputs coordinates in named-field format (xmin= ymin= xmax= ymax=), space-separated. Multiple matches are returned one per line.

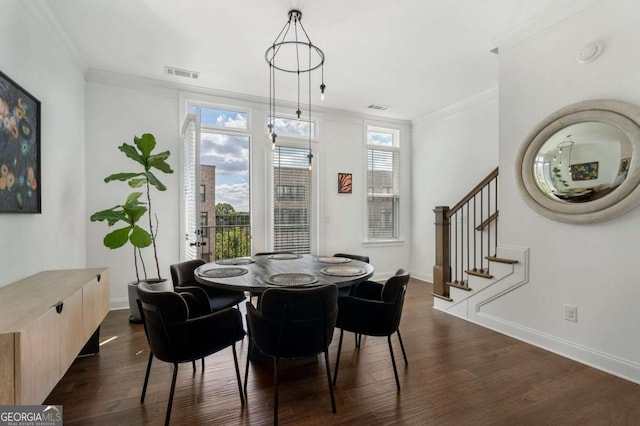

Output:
xmin=268 ymin=253 xmax=302 ymax=260
xmin=216 ymin=257 xmax=255 ymax=265
xmin=263 ymin=273 xmax=318 ymax=287
xmin=314 ymin=256 xmax=351 ymax=264
xmin=320 ymin=266 xmax=366 ymax=277
xmin=200 ymin=267 xmax=248 ymax=278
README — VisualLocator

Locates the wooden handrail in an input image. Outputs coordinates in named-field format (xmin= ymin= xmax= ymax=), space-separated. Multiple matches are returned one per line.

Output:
xmin=446 ymin=167 xmax=499 ymax=217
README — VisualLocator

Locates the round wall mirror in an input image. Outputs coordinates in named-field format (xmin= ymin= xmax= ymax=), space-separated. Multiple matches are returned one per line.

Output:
xmin=516 ymin=100 xmax=640 ymax=223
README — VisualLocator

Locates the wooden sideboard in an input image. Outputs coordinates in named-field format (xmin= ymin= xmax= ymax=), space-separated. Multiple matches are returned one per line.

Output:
xmin=0 ymin=268 xmax=110 ymax=405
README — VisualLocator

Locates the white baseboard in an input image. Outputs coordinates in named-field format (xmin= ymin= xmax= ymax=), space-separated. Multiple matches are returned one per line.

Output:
xmin=433 ymin=245 xmax=640 ymax=385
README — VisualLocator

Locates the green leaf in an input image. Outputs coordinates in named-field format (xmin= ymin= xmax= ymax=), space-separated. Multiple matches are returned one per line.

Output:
xmin=147 ymin=151 xmax=173 ymax=174
xmin=144 ymin=171 xmax=167 ymax=191
xmin=136 ymin=134 xmax=156 ymax=158
xmin=125 ymin=192 xmax=144 ymax=204
xmin=123 ymin=204 xmax=147 ymax=224
xmin=119 ymin=143 xmax=146 ymax=167
xmin=130 ymin=225 xmax=152 ymax=247
xmin=104 ymin=227 xmax=131 ymax=249
xmin=104 ymin=172 xmax=143 ymax=183
xmin=128 ymin=177 xmax=147 ymax=188
xmin=90 ymin=208 xmax=128 ymax=226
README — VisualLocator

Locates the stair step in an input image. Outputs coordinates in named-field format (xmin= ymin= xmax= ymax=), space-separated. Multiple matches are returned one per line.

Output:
xmin=465 ymin=269 xmax=493 ymax=279
xmin=432 ymin=293 xmax=453 ymax=302
xmin=447 ymin=281 xmax=472 ymax=291
xmin=486 ymin=256 xmax=518 ymax=264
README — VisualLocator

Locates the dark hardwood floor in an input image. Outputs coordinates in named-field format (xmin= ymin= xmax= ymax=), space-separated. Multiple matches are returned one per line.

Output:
xmin=46 ymin=279 xmax=640 ymax=425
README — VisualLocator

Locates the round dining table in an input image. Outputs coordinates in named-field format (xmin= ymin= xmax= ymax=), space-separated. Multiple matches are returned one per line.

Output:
xmin=194 ymin=253 xmax=374 ymax=294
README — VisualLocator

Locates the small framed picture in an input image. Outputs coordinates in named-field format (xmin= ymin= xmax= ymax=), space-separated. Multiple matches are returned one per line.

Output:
xmin=619 ymin=157 xmax=630 ymax=174
xmin=338 ymin=172 xmax=352 ymax=194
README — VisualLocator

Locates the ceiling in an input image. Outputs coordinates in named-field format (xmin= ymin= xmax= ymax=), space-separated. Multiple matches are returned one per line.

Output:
xmin=48 ymin=0 xmax=571 ymax=121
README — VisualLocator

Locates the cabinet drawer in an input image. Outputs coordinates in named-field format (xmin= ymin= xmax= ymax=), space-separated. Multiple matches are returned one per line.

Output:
xmin=83 ymin=270 xmax=110 ymax=340
xmin=60 ymin=289 xmax=84 ymax=374
xmin=15 ymin=307 xmax=61 ymax=405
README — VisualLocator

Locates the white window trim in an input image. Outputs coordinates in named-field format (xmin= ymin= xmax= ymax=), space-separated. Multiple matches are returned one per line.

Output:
xmin=363 ymin=123 xmax=402 ymax=244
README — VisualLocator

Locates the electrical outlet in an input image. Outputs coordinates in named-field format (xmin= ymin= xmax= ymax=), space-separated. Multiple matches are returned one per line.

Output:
xmin=565 ymin=305 xmax=578 ymax=322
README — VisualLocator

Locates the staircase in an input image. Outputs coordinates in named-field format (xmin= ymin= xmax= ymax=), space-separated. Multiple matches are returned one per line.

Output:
xmin=432 ymin=167 xmax=529 ymax=317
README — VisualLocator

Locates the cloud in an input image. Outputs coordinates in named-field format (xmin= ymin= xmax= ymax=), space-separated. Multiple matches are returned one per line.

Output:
xmin=200 ymin=133 xmax=249 ymax=175
xmin=216 ymin=182 xmax=250 ymax=212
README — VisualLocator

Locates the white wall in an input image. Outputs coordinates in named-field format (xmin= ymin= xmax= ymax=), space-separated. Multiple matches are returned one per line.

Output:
xmin=85 ymin=80 xmax=181 ymax=309
xmin=495 ymin=0 xmax=640 ymax=382
xmin=84 ymin=74 xmax=412 ymax=309
xmin=410 ymin=91 xmax=499 ymax=282
xmin=0 ymin=2 xmax=86 ymax=287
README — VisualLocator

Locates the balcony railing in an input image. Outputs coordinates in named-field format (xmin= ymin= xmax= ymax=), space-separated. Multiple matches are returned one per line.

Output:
xmin=199 ymin=215 xmax=251 ymax=261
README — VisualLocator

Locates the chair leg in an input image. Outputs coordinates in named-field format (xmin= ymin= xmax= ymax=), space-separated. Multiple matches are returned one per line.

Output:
xmin=355 ymin=333 xmax=361 ymax=348
xmin=231 ymin=343 xmax=245 ymax=405
xmin=333 ymin=329 xmax=344 ymax=386
xmin=165 ymin=363 xmax=178 ymax=426
xmin=388 ymin=336 xmax=401 ymax=390
xmin=141 ymin=352 xmax=153 ymax=403
xmin=396 ymin=329 xmax=408 ymax=365
xmin=273 ymin=357 xmax=279 ymax=426
xmin=192 ymin=360 xmax=196 ymax=371
xmin=202 ymin=357 xmax=205 ymax=370
xmin=323 ymin=350 xmax=337 ymax=413
xmin=244 ymin=340 xmax=251 ymax=396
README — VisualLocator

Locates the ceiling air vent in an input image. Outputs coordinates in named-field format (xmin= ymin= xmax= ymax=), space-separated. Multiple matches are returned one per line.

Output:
xmin=164 ymin=66 xmax=199 ymax=79
xmin=367 ymin=104 xmax=390 ymax=111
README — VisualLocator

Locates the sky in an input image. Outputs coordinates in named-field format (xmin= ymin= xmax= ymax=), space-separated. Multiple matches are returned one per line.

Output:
xmin=194 ymin=107 xmax=250 ymax=212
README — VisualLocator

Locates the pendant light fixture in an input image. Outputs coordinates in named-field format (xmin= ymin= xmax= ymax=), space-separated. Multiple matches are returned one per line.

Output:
xmin=265 ymin=9 xmax=326 ymax=170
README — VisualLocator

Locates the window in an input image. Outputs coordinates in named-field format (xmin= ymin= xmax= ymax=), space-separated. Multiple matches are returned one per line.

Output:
xmin=276 ymin=185 xmax=306 ymax=200
xmin=189 ymin=105 xmax=248 ymax=129
xmin=273 ymin=146 xmax=311 ymax=253
xmin=182 ymin=103 xmax=251 ymax=262
xmin=200 ymin=212 xmax=209 ymax=237
xmin=268 ymin=116 xmax=315 ymax=138
xmin=367 ymin=126 xmax=400 ymax=240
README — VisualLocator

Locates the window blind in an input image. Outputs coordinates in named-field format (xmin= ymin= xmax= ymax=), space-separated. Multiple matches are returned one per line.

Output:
xmin=273 ymin=146 xmax=311 ymax=253
xmin=367 ymin=148 xmax=399 ymax=240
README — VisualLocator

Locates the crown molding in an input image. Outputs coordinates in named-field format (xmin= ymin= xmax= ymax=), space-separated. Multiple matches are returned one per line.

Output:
xmin=23 ymin=0 xmax=87 ymax=71
xmin=490 ymin=0 xmax=603 ymax=52
xmin=86 ymin=69 xmax=412 ymax=127
xmin=412 ymin=87 xmax=498 ymax=125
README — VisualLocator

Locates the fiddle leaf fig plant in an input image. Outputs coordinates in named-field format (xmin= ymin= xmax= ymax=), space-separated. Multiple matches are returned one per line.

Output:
xmin=90 ymin=133 xmax=173 ymax=282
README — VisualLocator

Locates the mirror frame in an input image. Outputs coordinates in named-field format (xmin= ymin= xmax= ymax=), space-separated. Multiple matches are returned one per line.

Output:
xmin=516 ymin=99 xmax=640 ymax=223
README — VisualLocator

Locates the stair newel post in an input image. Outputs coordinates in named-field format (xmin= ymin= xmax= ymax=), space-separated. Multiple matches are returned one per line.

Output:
xmin=433 ymin=206 xmax=451 ymax=299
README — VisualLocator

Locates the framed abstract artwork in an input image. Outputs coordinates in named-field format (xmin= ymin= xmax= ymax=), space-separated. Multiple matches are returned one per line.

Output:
xmin=0 ymin=70 xmax=40 ymax=213
xmin=570 ymin=161 xmax=598 ymax=181
xmin=338 ymin=172 xmax=352 ymax=193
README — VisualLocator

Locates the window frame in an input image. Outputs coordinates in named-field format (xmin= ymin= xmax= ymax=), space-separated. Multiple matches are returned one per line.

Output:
xmin=365 ymin=124 xmax=401 ymax=243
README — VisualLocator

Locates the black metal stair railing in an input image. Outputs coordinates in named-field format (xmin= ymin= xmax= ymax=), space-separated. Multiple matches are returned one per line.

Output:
xmin=433 ymin=167 xmax=499 ymax=300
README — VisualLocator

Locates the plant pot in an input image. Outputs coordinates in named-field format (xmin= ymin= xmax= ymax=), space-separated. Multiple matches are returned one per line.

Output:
xmin=128 ymin=278 xmax=171 ymax=323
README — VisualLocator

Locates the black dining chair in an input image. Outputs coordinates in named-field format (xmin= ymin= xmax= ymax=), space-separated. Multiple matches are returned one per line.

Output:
xmin=332 ymin=253 xmax=370 ymax=296
xmin=254 ymin=251 xmax=296 ymax=256
xmin=170 ymin=259 xmax=246 ymax=312
xmin=332 ymin=252 xmax=370 ymax=264
xmin=244 ymin=285 xmax=339 ymax=425
xmin=136 ymin=282 xmax=245 ymax=426
xmin=333 ymin=268 xmax=410 ymax=390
